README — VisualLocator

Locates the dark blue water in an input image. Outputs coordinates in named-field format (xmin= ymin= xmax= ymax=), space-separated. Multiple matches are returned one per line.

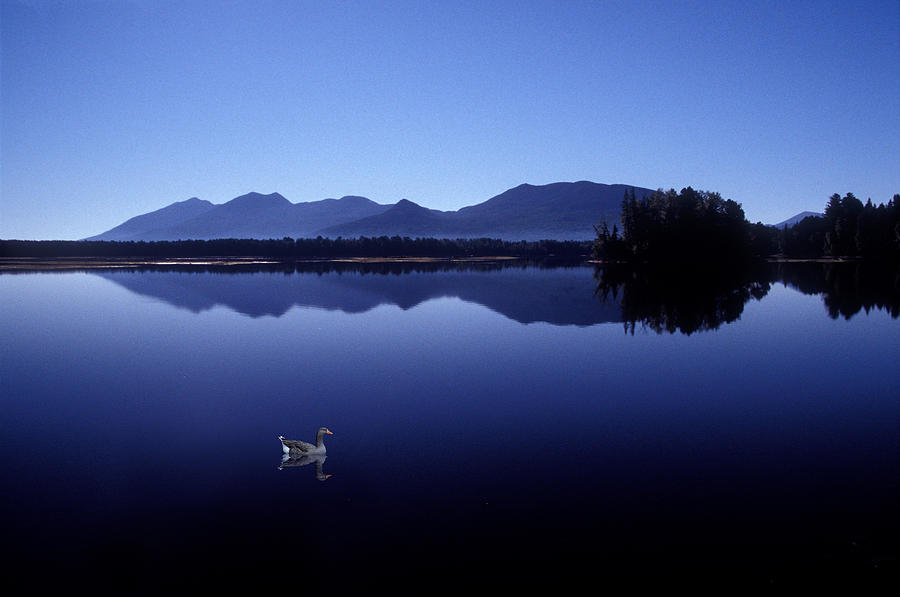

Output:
xmin=1 ymin=263 xmax=897 ymax=592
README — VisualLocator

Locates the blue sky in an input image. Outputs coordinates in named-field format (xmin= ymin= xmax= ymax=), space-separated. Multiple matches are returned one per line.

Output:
xmin=2 ymin=0 xmax=898 ymax=239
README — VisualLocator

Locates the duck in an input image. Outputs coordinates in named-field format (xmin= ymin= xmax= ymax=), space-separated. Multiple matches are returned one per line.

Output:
xmin=278 ymin=427 xmax=333 ymax=456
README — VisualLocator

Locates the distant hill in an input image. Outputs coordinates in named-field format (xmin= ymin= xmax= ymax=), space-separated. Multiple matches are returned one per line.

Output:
xmin=85 ymin=197 xmax=216 ymax=241
xmin=456 ymin=181 xmax=644 ymax=240
xmin=86 ymin=193 xmax=391 ymax=241
xmin=321 ymin=182 xmax=654 ymax=241
xmin=86 ymin=182 xmax=654 ymax=242
xmin=772 ymin=211 xmax=824 ymax=229
xmin=317 ymin=198 xmax=460 ymax=239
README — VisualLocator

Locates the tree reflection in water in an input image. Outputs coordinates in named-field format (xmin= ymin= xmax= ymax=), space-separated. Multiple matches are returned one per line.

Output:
xmin=594 ymin=264 xmax=771 ymax=335
xmin=773 ymin=261 xmax=900 ymax=320
xmin=594 ymin=261 xmax=899 ymax=335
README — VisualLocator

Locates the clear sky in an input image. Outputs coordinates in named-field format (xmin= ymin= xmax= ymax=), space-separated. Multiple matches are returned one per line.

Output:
xmin=2 ymin=0 xmax=898 ymax=239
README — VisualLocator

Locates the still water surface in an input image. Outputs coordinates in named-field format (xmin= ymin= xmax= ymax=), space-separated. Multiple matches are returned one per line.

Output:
xmin=1 ymin=263 xmax=897 ymax=591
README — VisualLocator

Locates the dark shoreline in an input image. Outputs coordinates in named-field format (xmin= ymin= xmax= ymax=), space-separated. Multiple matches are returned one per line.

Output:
xmin=0 ymin=255 xmax=526 ymax=271
xmin=0 ymin=255 xmax=878 ymax=272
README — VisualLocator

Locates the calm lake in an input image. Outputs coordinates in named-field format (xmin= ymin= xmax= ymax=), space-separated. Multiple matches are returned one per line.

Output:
xmin=1 ymin=261 xmax=897 ymax=592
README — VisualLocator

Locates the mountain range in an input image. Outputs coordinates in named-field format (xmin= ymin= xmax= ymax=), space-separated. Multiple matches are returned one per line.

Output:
xmin=85 ymin=182 xmax=653 ymax=242
xmin=86 ymin=181 xmax=820 ymax=242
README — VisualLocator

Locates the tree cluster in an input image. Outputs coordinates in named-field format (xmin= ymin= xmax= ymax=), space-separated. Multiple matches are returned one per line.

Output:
xmin=593 ymin=187 xmax=754 ymax=263
xmin=595 ymin=188 xmax=900 ymax=262
xmin=774 ymin=193 xmax=900 ymax=260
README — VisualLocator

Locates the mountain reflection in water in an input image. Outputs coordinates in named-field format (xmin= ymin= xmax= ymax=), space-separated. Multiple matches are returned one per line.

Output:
xmin=72 ymin=260 xmax=899 ymax=332
xmin=92 ymin=261 xmax=621 ymax=325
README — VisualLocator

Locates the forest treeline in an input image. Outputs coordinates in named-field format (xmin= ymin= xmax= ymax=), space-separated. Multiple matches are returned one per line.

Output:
xmin=593 ymin=188 xmax=900 ymax=262
xmin=781 ymin=193 xmax=900 ymax=259
xmin=0 ymin=236 xmax=591 ymax=259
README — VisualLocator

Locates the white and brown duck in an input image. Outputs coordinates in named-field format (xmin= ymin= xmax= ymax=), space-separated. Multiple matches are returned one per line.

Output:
xmin=278 ymin=427 xmax=333 ymax=456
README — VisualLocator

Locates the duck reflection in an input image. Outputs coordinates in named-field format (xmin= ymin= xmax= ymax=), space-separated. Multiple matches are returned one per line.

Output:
xmin=278 ymin=453 xmax=331 ymax=480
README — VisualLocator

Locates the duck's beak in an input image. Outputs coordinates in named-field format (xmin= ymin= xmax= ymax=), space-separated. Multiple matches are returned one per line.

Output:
xmin=325 ymin=429 xmax=334 ymax=435
xmin=325 ymin=474 xmax=333 ymax=480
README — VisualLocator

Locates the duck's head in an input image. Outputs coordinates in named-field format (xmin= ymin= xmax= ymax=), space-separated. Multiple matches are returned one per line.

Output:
xmin=315 ymin=427 xmax=334 ymax=445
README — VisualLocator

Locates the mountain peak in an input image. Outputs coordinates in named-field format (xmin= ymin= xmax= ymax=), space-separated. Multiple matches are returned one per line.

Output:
xmin=337 ymin=195 xmax=376 ymax=205
xmin=772 ymin=211 xmax=824 ymax=229
xmin=226 ymin=192 xmax=291 ymax=208
xmin=388 ymin=198 xmax=436 ymax=214
xmin=181 ymin=197 xmax=212 ymax=206
xmin=82 ymin=195 xmax=217 ymax=241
